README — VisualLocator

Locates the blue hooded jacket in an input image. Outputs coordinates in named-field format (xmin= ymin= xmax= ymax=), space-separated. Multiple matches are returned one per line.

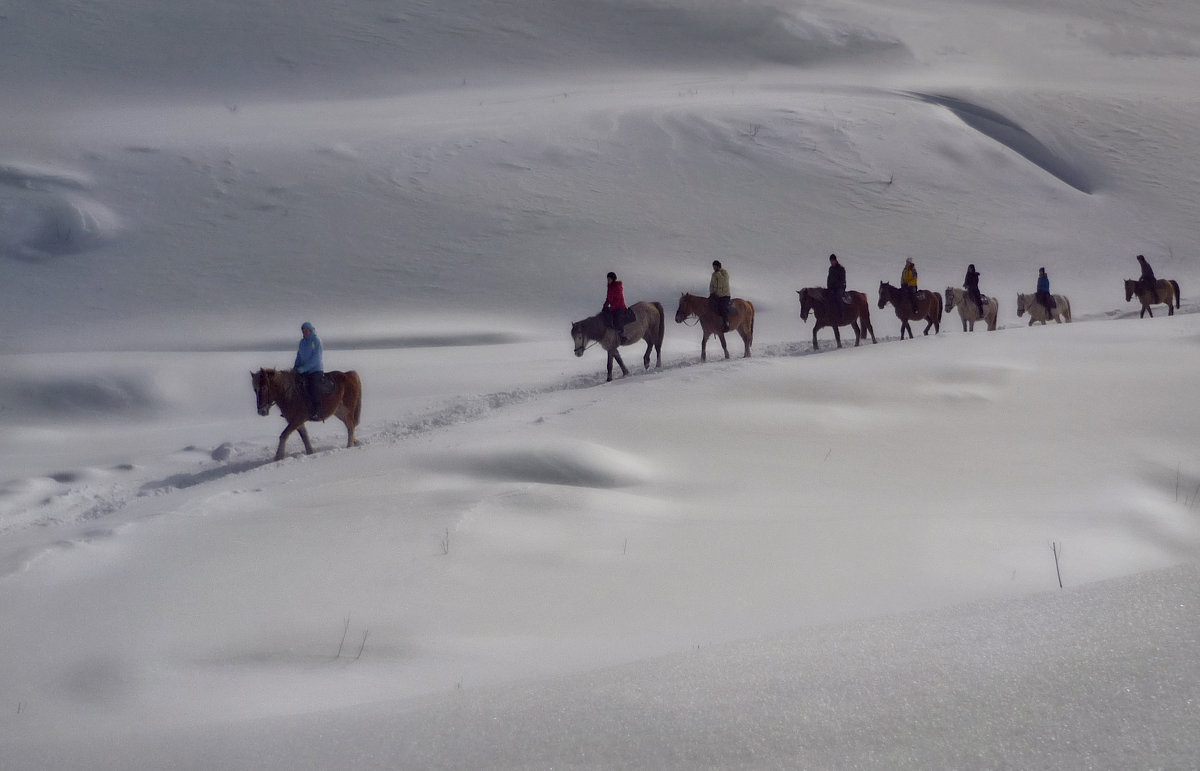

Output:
xmin=294 ymin=322 xmax=323 ymax=373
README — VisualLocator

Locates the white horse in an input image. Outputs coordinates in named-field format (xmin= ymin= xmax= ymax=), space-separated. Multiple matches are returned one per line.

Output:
xmin=1016 ymin=293 xmax=1072 ymax=325
xmin=944 ymin=287 xmax=998 ymax=331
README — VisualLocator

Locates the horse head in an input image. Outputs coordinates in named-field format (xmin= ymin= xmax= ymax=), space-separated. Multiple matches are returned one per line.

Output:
xmin=944 ymin=287 xmax=955 ymax=312
xmin=251 ymin=368 xmax=276 ymax=416
xmin=1124 ymin=280 xmax=1135 ymax=302
xmin=877 ymin=282 xmax=891 ymax=310
xmin=1016 ymin=294 xmax=1026 ymax=317
xmin=570 ymin=320 xmax=589 ymax=356
xmin=674 ymin=293 xmax=693 ymax=324
xmin=797 ymin=289 xmax=813 ymax=321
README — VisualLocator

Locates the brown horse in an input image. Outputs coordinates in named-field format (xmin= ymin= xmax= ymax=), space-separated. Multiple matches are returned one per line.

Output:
xmin=251 ymin=368 xmax=362 ymax=461
xmin=877 ymin=282 xmax=942 ymax=339
xmin=571 ymin=300 xmax=665 ymax=382
xmin=674 ymin=292 xmax=754 ymax=361
xmin=796 ymin=287 xmax=876 ymax=350
xmin=1124 ymin=278 xmax=1181 ymax=318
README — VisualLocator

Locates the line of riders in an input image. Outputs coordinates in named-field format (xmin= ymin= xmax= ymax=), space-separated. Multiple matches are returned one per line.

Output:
xmin=286 ymin=254 xmax=1166 ymax=415
xmin=597 ymin=253 xmax=1165 ymax=340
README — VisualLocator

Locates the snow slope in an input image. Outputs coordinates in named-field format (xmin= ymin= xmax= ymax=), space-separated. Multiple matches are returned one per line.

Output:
xmin=2 ymin=0 xmax=1199 ymax=767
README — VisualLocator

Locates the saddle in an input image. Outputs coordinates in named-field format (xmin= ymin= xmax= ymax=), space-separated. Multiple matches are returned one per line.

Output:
xmin=298 ymin=371 xmax=335 ymax=396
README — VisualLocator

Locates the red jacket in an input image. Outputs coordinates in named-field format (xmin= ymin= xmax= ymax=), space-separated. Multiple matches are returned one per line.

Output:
xmin=604 ymin=281 xmax=626 ymax=311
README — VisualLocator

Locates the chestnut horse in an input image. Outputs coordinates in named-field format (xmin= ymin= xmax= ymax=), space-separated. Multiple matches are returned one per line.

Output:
xmin=796 ymin=287 xmax=876 ymax=350
xmin=1124 ymin=278 xmax=1180 ymax=318
xmin=877 ymin=282 xmax=942 ymax=339
xmin=251 ymin=368 xmax=362 ymax=461
xmin=944 ymin=287 xmax=999 ymax=331
xmin=571 ymin=300 xmax=665 ymax=382
xmin=674 ymin=292 xmax=754 ymax=361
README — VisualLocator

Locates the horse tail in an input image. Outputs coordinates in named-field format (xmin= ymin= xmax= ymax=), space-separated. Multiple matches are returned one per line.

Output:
xmin=1171 ymin=280 xmax=1181 ymax=309
xmin=1062 ymin=296 xmax=1072 ymax=322
xmin=651 ymin=301 xmax=666 ymax=348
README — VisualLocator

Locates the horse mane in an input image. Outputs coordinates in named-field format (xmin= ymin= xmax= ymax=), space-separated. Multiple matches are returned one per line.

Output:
xmin=266 ymin=367 xmax=302 ymax=401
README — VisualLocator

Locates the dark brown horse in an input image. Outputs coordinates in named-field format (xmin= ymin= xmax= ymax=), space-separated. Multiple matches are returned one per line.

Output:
xmin=674 ymin=292 xmax=754 ymax=361
xmin=571 ymin=300 xmax=665 ymax=382
xmin=796 ymin=287 xmax=877 ymax=350
xmin=877 ymin=282 xmax=942 ymax=339
xmin=1124 ymin=278 xmax=1181 ymax=318
xmin=252 ymin=368 xmax=362 ymax=461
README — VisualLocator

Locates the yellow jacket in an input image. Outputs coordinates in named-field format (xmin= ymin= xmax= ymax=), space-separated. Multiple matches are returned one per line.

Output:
xmin=901 ymin=264 xmax=918 ymax=288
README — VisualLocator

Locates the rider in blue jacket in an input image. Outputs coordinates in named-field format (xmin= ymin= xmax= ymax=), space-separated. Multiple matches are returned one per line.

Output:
xmin=294 ymin=321 xmax=324 ymax=420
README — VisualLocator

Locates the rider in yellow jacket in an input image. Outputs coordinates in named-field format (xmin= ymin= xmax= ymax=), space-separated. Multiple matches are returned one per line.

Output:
xmin=900 ymin=258 xmax=919 ymax=311
xmin=709 ymin=260 xmax=731 ymax=331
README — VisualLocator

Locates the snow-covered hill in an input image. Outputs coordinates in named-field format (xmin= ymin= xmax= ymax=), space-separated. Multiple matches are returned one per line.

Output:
xmin=2 ymin=1 xmax=1198 ymax=767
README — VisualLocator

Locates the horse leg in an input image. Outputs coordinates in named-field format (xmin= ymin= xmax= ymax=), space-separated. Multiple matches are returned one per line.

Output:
xmin=612 ymin=348 xmax=629 ymax=378
xmin=643 ymin=339 xmax=652 ymax=369
xmin=700 ymin=332 xmax=709 ymax=362
xmin=811 ymin=323 xmax=821 ymax=351
xmin=334 ymin=399 xmax=357 ymax=448
xmin=719 ymin=332 xmax=731 ymax=359
xmin=832 ymin=324 xmax=842 ymax=349
xmin=275 ymin=421 xmax=307 ymax=460
xmin=851 ymin=320 xmax=861 ymax=346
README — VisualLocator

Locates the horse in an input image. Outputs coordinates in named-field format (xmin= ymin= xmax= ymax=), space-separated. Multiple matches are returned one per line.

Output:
xmin=1016 ymin=293 xmax=1072 ymax=325
xmin=1124 ymin=278 xmax=1181 ymax=318
xmin=796 ymin=287 xmax=876 ymax=350
xmin=944 ymin=287 xmax=999 ymax=332
xmin=571 ymin=300 xmax=665 ymax=382
xmin=877 ymin=282 xmax=942 ymax=339
xmin=674 ymin=292 xmax=754 ymax=361
xmin=251 ymin=368 xmax=362 ymax=461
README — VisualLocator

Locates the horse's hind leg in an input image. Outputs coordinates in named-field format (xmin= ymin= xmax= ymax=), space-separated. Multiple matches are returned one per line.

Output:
xmin=339 ymin=415 xmax=357 ymax=448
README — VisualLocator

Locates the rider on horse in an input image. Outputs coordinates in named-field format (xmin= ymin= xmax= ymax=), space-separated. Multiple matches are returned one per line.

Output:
xmin=602 ymin=272 xmax=631 ymax=344
xmin=709 ymin=260 xmax=732 ymax=332
xmin=1136 ymin=254 xmax=1157 ymax=299
xmin=827 ymin=253 xmax=846 ymax=322
xmin=1036 ymin=267 xmax=1055 ymax=315
xmin=901 ymin=258 xmax=919 ymax=312
xmin=294 ymin=321 xmax=324 ymax=421
xmin=964 ymin=263 xmax=984 ymax=315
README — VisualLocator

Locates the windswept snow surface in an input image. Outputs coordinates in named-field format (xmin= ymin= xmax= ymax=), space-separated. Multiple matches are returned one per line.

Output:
xmin=2 ymin=0 xmax=1200 ymax=767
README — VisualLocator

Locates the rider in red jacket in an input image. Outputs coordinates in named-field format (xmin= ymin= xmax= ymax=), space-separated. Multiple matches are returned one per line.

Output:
xmin=603 ymin=272 xmax=629 ymax=343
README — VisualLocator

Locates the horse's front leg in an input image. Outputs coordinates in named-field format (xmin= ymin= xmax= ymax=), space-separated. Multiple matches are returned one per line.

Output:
xmin=701 ymin=332 xmax=709 ymax=362
xmin=608 ymin=348 xmax=629 ymax=380
xmin=718 ymin=332 xmax=730 ymax=359
xmin=811 ymin=324 xmax=821 ymax=351
xmin=832 ymin=324 xmax=842 ymax=349
xmin=297 ymin=424 xmax=315 ymax=454
xmin=275 ymin=421 xmax=306 ymax=461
